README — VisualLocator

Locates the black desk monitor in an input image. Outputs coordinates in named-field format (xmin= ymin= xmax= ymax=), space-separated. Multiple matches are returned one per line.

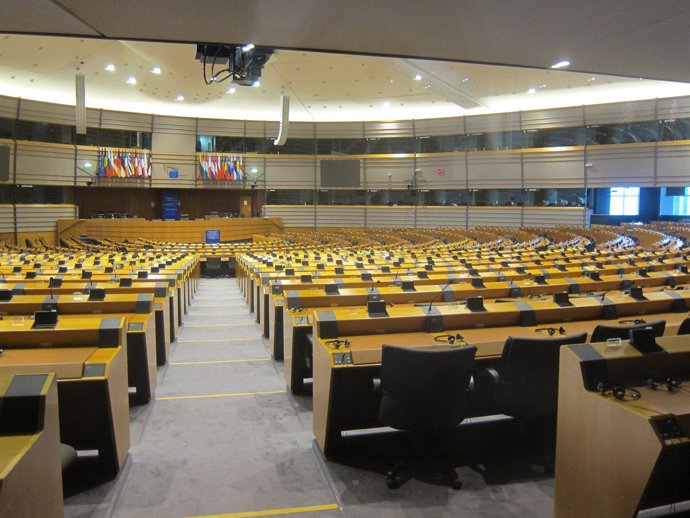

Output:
xmin=0 ymin=289 xmax=12 ymax=301
xmin=25 ymin=271 xmax=37 ymax=279
xmin=137 ymin=271 xmax=148 ymax=279
xmin=88 ymin=288 xmax=106 ymax=301
xmin=32 ymin=310 xmax=58 ymax=329
xmin=119 ymin=278 xmax=133 ymax=287
xmin=81 ymin=271 xmax=92 ymax=279
xmin=367 ymin=300 xmax=388 ymax=318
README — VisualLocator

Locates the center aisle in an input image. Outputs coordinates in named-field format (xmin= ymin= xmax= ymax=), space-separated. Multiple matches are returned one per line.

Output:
xmin=65 ymin=278 xmax=554 ymax=518
xmin=65 ymin=278 xmax=340 ymax=518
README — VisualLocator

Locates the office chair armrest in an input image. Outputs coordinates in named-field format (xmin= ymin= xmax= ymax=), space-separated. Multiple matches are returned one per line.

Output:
xmin=473 ymin=366 xmax=501 ymax=414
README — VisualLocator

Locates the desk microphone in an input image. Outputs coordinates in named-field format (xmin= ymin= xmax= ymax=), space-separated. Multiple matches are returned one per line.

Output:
xmin=49 ymin=277 xmax=54 ymax=299
xmin=423 ymin=280 xmax=455 ymax=333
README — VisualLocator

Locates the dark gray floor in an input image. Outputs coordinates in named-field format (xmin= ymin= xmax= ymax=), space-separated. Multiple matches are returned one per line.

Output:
xmin=64 ymin=278 xmax=555 ymax=518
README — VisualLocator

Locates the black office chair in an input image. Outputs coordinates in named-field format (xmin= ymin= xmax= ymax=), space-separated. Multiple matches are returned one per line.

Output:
xmin=204 ymin=257 xmax=223 ymax=278
xmin=590 ymin=320 xmax=665 ymax=343
xmin=378 ymin=344 xmax=477 ymax=489
xmin=474 ymin=332 xmax=588 ymax=470
xmin=677 ymin=317 xmax=690 ymax=335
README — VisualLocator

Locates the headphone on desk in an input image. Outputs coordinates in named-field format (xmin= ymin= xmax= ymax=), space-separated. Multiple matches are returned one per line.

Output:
xmin=535 ymin=326 xmax=566 ymax=336
xmin=325 ymin=339 xmax=350 ymax=349
xmin=648 ymin=377 xmax=681 ymax=392
xmin=597 ymin=382 xmax=641 ymax=401
xmin=434 ymin=333 xmax=467 ymax=345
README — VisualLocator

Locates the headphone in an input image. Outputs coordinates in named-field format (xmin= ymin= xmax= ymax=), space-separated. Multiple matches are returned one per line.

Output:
xmin=618 ymin=318 xmax=646 ymax=325
xmin=535 ymin=326 xmax=566 ymax=336
xmin=325 ymin=339 xmax=350 ymax=349
xmin=597 ymin=382 xmax=641 ymax=401
xmin=434 ymin=333 xmax=467 ymax=345
xmin=648 ymin=377 xmax=681 ymax=392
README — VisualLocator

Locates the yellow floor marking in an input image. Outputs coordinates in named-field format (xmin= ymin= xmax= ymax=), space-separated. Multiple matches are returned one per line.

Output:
xmin=170 ymin=358 xmax=270 ymax=365
xmin=186 ymin=503 xmax=340 ymax=518
xmin=157 ymin=389 xmax=285 ymax=401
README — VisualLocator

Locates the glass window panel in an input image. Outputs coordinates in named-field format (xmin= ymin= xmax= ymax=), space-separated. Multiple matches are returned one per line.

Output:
xmin=316 ymin=138 xmax=366 ymax=155
xmin=317 ymin=189 xmax=366 ymax=205
xmin=265 ymin=189 xmax=314 ymax=205
xmin=659 ymin=118 xmax=690 ymax=141
xmin=367 ymin=137 xmax=418 ymax=154
xmin=418 ymin=135 xmax=465 ymax=153
xmin=14 ymin=120 xmax=74 ymax=144
xmin=523 ymin=127 xmax=585 ymax=148
xmin=0 ymin=117 xmax=14 ymax=139
xmin=609 ymin=186 xmax=639 ymax=215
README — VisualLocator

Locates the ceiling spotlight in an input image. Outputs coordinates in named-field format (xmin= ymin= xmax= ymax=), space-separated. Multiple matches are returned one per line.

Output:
xmin=527 ymin=88 xmax=536 ymax=94
xmin=126 ymin=76 xmax=137 ymax=85
xmin=83 ymin=161 xmax=92 ymax=168
xmin=252 ymin=80 xmax=261 ymax=87
xmin=462 ymin=77 xmax=469 ymax=82
xmin=550 ymin=60 xmax=570 ymax=69
xmin=382 ymin=101 xmax=391 ymax=109
xmin=104 ymin=64 xmax=115 ymax=72
xmin=413 ymin=74 xmax=422 ymax=81
xmin=588 ymin=76 xmax=596 ymax=82
xmin=242 ymin=43 xmax=255 ymax=52
xmin=227 ymin=87 xmax=236 ymax=94
xmin=251 ymin=167 xmax=258 ymax=173
xmin=151 ymin=66 xmax=161 ymax=74
xmin=175 ymin=94 xmax=185 ymax=101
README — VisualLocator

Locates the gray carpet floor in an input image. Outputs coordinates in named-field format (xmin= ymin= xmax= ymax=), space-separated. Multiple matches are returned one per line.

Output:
xmin=64 ymin=278 xmax=555 ymax=518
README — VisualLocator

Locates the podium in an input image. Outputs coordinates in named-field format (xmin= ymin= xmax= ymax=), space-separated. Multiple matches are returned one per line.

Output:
xmin=555 ymin=335 xmax=690 ymax=518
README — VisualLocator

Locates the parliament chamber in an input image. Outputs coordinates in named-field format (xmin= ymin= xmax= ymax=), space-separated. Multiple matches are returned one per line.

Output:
xmin=2 ymin=1 xmax=690 ymax=517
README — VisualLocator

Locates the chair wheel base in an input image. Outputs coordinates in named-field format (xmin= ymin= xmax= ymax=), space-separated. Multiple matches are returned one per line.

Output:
xmin=386 ymin=474 xmax=401 ymax=489
xmin=451 ymin=478 xmax=463 ymax=490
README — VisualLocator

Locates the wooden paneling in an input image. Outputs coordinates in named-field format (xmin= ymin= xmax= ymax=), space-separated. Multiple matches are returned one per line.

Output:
xmin=57 ymin=217 xmax=283 ymax=243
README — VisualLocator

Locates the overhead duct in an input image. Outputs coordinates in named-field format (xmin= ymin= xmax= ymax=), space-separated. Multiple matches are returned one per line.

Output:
xmin=75 ymin=73 xmax=86 ymax=134
xmin=274 ymin=94 xmax=290 ymax=146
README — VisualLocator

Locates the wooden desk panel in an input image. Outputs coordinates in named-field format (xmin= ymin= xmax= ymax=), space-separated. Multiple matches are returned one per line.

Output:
xmin=0 ymin=373 xmax=62 ymax=518
xmin=0 ymin=347 xmax=130 ymax=476
xmin=555 ymin=336 xmax=690 ymax=518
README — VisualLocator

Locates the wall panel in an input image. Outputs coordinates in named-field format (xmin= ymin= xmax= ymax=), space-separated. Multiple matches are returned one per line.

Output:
xmin=585 ymin=144 xmax=655 ymax=187
xmin=415 ymin=154 xmax=466 ymax=188
xmin=18 ymin=99 xmax=74 ymax=125
xmin=315 ymin=122 xmax=364 ymax=139
xmin=266 ymin=156 xmax=315 ymax=188
xmin=656 ymin=142 xmax=690 ymax=186
xmin=0 ymin=95 xmax=18 ymax=119
xmin=263 ymin=205 xmax=315 ymax=227
xmin=366 ymin=206 xmax=415 ymax=228
xmin=196 ymin=118 xmax=245 ymax=137
xmin=585 ymin=100 xmax=656 ymax=125
xmin=364 ymin=120 xmax=414 ymax=138
xmin=364 ymin=156 xmax=413 ymax=188
xmin=522 ymin=207 xmax=588 ymax=227
xmin=468 ymin=207 xmax=522 ymax=228
xmin=523 ymin=148 xmax=585 ymax=188
xmin=15 ymin=141 xmax=75 ymax=185
xmin=15 ymin=204 xmax=78 ymax=232
xmin=416 ymin=206 xmax=467 ymax=228
xmin=315 ymin=205 xmax=365 ymax=228
xmin=521 ymin=106 xmax=584 ymax=130
xmin=466 ymin=112 xmax=520 ymax=133
xmin=467 ymin=151 xmax=521 ymax=188
xmin=414 ymin=117 xmax=463 ymax=137
xmin=0 ymin=204 xmax=13 ymax=233
xmin=100 ymin=110 xmax=152 ymax=132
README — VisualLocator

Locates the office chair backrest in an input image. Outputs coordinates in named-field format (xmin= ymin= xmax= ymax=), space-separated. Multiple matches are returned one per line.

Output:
xmin=499 ymin=333 xmax=588 ymax=420
xmin=678 ymin=317 xmax=690 ymax=336
xmin=591 ymin=320 xmax=665 ymax=343
xmin=378 ymin=344 xmax=477 ymax=432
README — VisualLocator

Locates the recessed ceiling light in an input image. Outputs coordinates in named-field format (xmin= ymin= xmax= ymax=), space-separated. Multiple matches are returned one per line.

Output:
xmin=104 ymin=64 xmax=115 ymax=72
xmin=252 ymin=80 xmax=261 ymax=87
xmin=527 ymin=88 xmax=536 ymax=94
xmin=126 ymin=76 xmax=137 ymax=85
xmin=151 ymin=66 xmax=161 ymax=74
xmin=242 ymin=43 xmax=255 ymax=52
xmin=462 ymin=77 xmax=469 ymax=82
xmin=588 ymin=76 xmax=596 ymax=81
xmin=413 ymin=74 xmax=422 ymax=81
xmin=550 ymin=60 xmax=570 ymax=69
xmin=382 ymin=101 xmax=391 ymax=109
xmin=539 ymin=84 xmax=547 ymax=88
xmin=227 ymin=87 xmax=236 ymax=94
xmin=175 ymin=94 xmax=184 ymax=101
xmin=251 ymin=167 xmax=258 ymax=173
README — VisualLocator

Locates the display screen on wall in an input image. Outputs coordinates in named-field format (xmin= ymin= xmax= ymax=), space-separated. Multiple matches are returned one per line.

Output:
xmin=320 ymin=159 xmax=360 ymax=188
